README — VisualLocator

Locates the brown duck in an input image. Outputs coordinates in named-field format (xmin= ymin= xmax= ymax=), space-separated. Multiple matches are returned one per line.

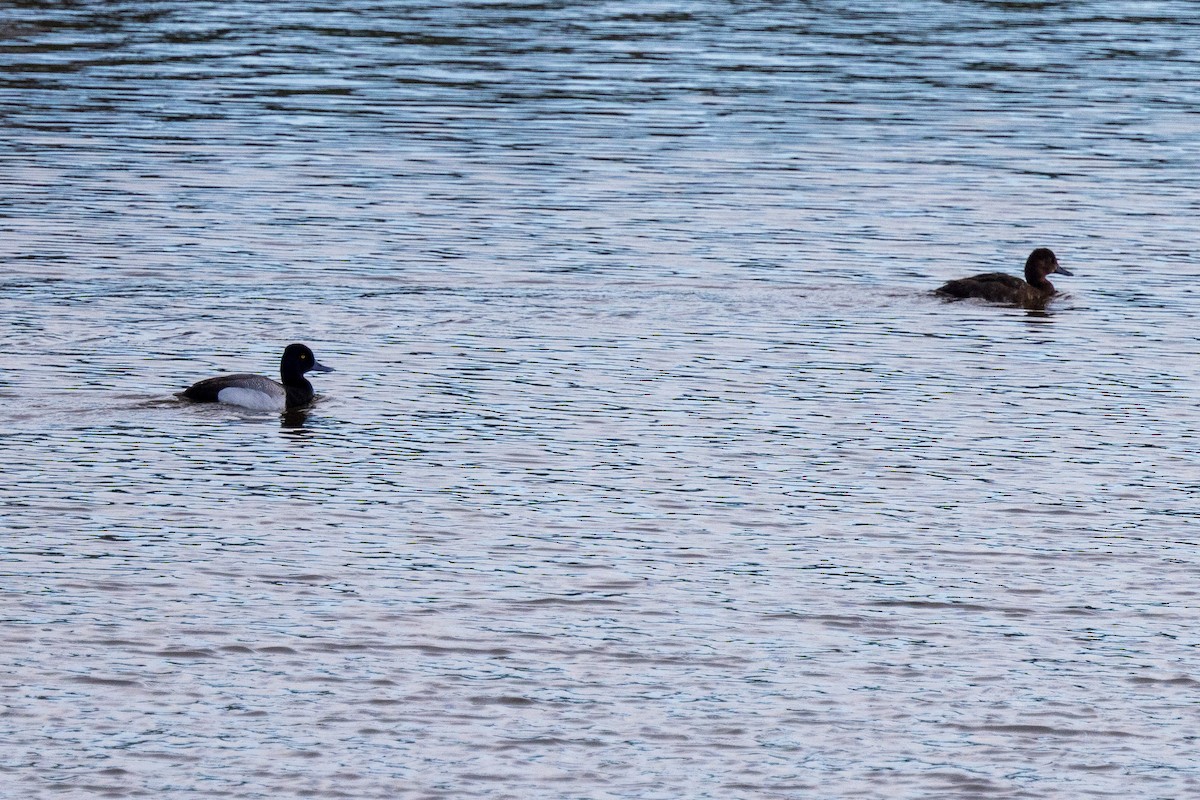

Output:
xmin=936 ymin=248 xmax=1072 ymax=307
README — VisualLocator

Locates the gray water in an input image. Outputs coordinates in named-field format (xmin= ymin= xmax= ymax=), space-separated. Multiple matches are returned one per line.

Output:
xmin=3 ymin=2 xmax=1200 ymax=798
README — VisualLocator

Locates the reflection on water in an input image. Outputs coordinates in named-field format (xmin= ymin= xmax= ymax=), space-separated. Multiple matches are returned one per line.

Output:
xmin=3 ymin=2 xmax=1200 ymax=799
xmin=279 ymin=408 xmax=313 ymax=431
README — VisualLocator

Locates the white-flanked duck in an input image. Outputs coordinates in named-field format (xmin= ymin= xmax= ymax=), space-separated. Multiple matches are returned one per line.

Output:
xmin=178 ymin=343 xmax=333 ymax=412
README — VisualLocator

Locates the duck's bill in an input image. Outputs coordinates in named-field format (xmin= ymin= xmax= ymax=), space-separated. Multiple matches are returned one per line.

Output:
xmin=312 ymin=361 xmax=335 ymax=373
xmin=1055 ymin=265 xmax=1074 ymax=276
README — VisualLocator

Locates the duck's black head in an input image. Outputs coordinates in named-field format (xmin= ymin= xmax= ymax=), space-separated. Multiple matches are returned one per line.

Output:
xmin=279 ymin=343 xmax=333 ymax=385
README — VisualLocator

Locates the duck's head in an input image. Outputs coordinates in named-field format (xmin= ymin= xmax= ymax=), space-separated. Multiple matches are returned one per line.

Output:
xmin=1025 ymin=247 xmax=1072 ymax=282
xmin=280 ymin=343 xmax=333 ymax=382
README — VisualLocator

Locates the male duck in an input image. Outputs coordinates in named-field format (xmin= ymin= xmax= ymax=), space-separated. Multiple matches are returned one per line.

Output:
xmin=936 ymin=248 xmax=1072 ymax=307
xmin=178 ymin=343 xmax=333 ymax=412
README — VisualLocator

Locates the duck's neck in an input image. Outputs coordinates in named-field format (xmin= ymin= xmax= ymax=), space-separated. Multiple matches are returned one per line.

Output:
xmin=281 ymin=366 xmax=314 ymax=408
xmin=1026 ymin=271 xmax=1054 ymax=293
xmin=284 ymin=378 xmax=315 ymax=408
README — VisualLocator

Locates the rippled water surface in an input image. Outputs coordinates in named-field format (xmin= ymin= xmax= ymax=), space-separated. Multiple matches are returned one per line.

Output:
xmin=3 ymin=2 xmax=1200 ymax=798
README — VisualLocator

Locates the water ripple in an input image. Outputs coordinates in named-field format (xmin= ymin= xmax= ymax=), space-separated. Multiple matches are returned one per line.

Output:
xmin=3 ymin=2 xmax=1200 ymax=798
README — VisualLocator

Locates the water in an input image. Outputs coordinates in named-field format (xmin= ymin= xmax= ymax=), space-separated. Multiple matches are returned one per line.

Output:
xmin=3 ymin=2 xmax=1200 ymax=797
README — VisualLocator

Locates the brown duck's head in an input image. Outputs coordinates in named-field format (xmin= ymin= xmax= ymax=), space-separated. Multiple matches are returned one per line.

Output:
xmin=1024 ymin=248 xmax=1072 ymax=284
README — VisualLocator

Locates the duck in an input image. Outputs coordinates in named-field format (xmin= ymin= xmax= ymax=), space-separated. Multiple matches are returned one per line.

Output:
xmin=177 ymin=343 xmax=333 ymax=412
xmin=936 ymin=248 xmax=1072 ymax=307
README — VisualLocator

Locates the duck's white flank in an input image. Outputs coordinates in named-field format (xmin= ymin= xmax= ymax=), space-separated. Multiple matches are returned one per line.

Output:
xmin=216 ymin=385 xmax=286 ymax=412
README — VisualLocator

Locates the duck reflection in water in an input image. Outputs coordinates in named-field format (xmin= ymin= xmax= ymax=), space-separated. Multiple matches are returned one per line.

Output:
xmin=281 ymin=408 xmax=314 ymax=432
xmin=936 ymin=248 xmax=1072 ymax=308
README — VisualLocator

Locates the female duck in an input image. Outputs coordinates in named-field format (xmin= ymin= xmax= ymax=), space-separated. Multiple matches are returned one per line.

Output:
xmin=936 ymin=248 xmax=1072 ymax=306
xmin=178 ymin=343 xmax=333 ymax=412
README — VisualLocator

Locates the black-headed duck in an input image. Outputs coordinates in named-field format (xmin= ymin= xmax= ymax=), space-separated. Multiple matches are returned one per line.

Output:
xmin=178 ymin=343 xmax=333 ymax=411
xmin=936 ymin=248 xmax=1072 ymax=307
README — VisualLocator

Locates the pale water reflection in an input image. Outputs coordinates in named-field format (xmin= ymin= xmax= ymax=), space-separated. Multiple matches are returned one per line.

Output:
xmin=3 ymin=2 xmax=1200 ymax=799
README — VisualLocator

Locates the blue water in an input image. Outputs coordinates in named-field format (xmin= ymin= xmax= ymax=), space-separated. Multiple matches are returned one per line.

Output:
xmin=3 ymin=3 xmax=1200 ymax=798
